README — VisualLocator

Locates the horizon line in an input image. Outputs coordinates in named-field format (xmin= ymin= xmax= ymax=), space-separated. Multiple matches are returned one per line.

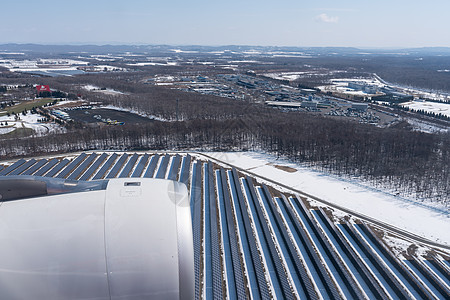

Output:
xmin=1 ymin=43 xmax=450 ymax=50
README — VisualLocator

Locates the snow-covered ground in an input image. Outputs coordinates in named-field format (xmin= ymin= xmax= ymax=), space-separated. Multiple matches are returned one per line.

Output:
xmin=330 ymin=78 xmax=386 ymax=88
xmin=51 ymin=100 xmax=80 ymax=108
xmin=406 ymin=118 xmax=449 ymax=133
xmin=0 ymin=114 xmax=65 ymax=136
xmin=203 ymin=152 xmax=449 ymax=246
xmin=82 ymin=85 xmax=126 ymax=95
xmin=127 ymin=62 xmax=178 ymax=66
xmin=0 ymin=59 xmax=87 ymax=72
xmin=319 ymin=78 xmax=384 ymax=96
xmin=99 ymin=105 xmax=167 ymax=122
xmin=84 ymin=65 xmax=126 ymax=72
xmin=401 ymin=100 xmax=450 ymax=117
xmin=263 ymin=72 xmax=310 ymax=81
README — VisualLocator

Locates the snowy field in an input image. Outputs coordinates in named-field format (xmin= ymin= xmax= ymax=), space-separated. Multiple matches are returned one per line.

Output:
xmin=0 ymin=114 xmax=65 ymax=136
xmin=0 ymin=59 xmax=124 ymax=76
xmin=406 ymin=118 xmax=449 ymax=133
xmin=0 ymin=59 xmax=87 ymax=73
xmin=127 ymin=62 xmax=178 ymax=66
xmin=319 ymin=78 xmax=384 ymax=96
xmin=263 ymin=71 xmax=310 ymax=81
xmin=82 ymin=85 xmax=126 ymax=95
xmin=401 ymin=100 xmax=450 ymax=117
xmin=203 ymin=152 xmax=449 ymax=246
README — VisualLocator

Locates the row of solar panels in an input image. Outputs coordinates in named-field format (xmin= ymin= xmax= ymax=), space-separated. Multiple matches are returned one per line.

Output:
xmin=1 ymin=152 xmax=449 ymax=299
xmin=0 ymin=153 xmax=183 ymax=181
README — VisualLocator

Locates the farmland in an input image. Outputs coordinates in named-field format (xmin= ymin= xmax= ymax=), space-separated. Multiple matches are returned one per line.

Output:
xmin=0 ymin=98 xmax=56 ymax=116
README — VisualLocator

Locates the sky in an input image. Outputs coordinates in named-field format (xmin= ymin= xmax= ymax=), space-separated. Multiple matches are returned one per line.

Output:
xmin=1 ymin=0 xmax=450 ymax=48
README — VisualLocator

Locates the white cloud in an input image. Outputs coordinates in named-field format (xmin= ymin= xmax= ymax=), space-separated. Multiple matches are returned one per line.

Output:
xmin=315 ymin=8 xmax=356 ymax=12
xmin=315 ymin=13 xmax=339 ymax=23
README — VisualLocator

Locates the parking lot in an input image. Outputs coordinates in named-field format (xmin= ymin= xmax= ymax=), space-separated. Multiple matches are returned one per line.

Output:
xmin=67 ymin=108 xmax=156 ymax=124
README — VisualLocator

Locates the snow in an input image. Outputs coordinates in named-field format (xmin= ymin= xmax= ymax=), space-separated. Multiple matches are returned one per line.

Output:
xmin=127 ymin=62 xmax=178 ymax=66
xmin=0 ymin=126 xmax=15 ymax=134
xmin=383 ymin=235 xmax=418 ymax=259
xmin=228 ymin=60 xmax=259 ymax=64
xmin=242 ymin=50 xmax=262 ymax=55
xmin=154 ymin=76 xmax=176 ymax=82
xmin=99 ymin=105 xmax=167 ymax=122
xmin=0 ymin=113 xmax=65 ymax=136
xmin=401 ymin=101 xmax=450 ymax=117
xmin=0 ymin=58 xmax=88 ymax=73
xmin=38 ymin=59 xmax=89 ymax=65
xmin=335 ymin=86 xmax=372 ymax=96
xmin=272 ymin=54 xmax=312 ymax=58
xmin=9 ymin=67 xmax=80 ymax=72
xmin=202 ymin=152 xmax=450 ymax=246
xmin=263 ymin=72 xmax=309 ymax=81
xmin=0 ymin=52 xmax=24 ymax=55
xmin=82 ymin=85 xmax=126 ymax=95
xmin=406 ymin=118 xmax=448 ymax=133
xmin=170 ymin=49 xmax=199 ymax=54
xmin=87 ymin=65 xmax=125 ymax=72
xmin=51 ymin=100 xmax=79 ymax=108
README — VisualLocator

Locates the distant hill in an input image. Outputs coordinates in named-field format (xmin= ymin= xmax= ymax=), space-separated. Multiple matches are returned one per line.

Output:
xmin=1 ymin=44 xmax=450 ymax=56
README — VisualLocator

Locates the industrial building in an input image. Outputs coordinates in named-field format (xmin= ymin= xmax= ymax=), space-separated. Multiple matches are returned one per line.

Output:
xmin=348 ymin=82 xmax=379 ymax=94
xmin=373 ymin=92 xmax=414 ymax=103
xmin=266 ymin=101 xmax=301 ymax=109
xmin=301 ymin=100 xmax=318 ymax=109
xmin=51 ymin=109 xmax=71 ymax=121
xmin=351 ymin=103 xmax=369 ymax=112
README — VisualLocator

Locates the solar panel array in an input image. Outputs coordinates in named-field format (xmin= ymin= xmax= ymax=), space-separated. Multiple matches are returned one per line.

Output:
xmin=1 ymin=152 xmax=449 ymax=300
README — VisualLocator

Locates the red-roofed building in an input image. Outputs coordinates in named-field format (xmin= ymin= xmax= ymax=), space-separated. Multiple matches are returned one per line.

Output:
xmin=36 ymin=85 xmax=50 ymax=92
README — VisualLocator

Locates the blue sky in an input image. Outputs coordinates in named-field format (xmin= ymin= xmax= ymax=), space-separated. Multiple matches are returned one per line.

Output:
xmin=1 ymin=0 xmax=449 ymax=47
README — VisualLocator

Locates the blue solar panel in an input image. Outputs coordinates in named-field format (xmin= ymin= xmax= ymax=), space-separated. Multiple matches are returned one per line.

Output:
xmin=203 ymin=164 xmax=213 ymax=299
xmin=7 ymin=159 xmax=36 ymax=176
xmin=190 ymin=162 xmax=202 ymax=300
xmin=131 ymin=154 xmax=150 ymax=177
xmin=56 ymin=153 xmax=88 ymax=179
xmin=45 ymin=159 xmax=70 ymax=177
xmin=92 ymin=153 xmax=118 ymax=180
xmin=216 ymin=169 xmax=237 ymax=300
xmin=219 ymin=169 xmax=246 ymax=300
xmin=243 ymin=177 xmax=294 ymax=300
xmin=21 ymin=159 xmax=48 ymax=175
xmin=179 ymin=155 xmax=191 ymax=185
xmin=67 ymin=153 xmax=98 ymax=180
xmin=0 ymin=159 xmax=26 ymax=175
xmin=313 ymin=209 xmax=385 ymax=299
xmin=337 ymin=223 xmax=406 ymax=299
xmin=34 ymin=159 xmax=59 ymax=176
xmin=105 ymin=153 xmax=129 ymax=179
xmin=79 ymin=153 xmax=108 ymax=181
xmin=119 ymin=153 xmax=139 ymax=178
xmin=167 ymin=155 xmax=181 ymax=181
xmin=143 ymin=155 xmax=159 ymax=178
xmin=208 ymin=164 xmax=224 ymax=300
xmin=155 ymin=155 xmax=170 ymax=179
xmin=229 ymin=169 xmax=270 ymax=300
